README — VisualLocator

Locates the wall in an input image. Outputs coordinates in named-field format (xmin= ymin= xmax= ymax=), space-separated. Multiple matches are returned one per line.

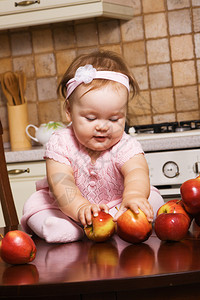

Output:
xmin=0 ymin=0 xmax=200 ymax=143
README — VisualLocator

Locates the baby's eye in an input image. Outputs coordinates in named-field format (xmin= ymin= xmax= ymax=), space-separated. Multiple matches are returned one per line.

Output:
xmin=109 ymin=117 xmax=119 ymax=122
xmin=86 ymin=116 xmax=96 ymax=121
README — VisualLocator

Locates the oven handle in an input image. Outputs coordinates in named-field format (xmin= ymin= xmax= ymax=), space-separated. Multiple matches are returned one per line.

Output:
xmin=156 ymin=187 xmax=181 ymax=197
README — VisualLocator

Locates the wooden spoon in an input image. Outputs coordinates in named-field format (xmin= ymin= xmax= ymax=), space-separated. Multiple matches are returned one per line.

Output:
xmin=3 ymin=71 xmax=21 ymax=105
xmin=0 ymin=74 xmax=14 ymax=106
xmin=16 ymin=71 xmax=25 ymax=104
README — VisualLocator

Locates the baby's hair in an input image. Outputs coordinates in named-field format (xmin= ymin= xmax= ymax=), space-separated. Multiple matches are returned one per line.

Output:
xmin=58 ymin=50 xmax=139 ymax=100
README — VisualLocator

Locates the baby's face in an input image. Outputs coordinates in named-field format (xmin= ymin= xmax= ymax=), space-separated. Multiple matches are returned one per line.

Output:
xmin=67 ymin=84 xmax=128 ymax=152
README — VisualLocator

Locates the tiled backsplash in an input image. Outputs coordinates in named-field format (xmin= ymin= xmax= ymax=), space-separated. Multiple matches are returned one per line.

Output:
xmin=0 ymin=0 xmax=200 ymax=143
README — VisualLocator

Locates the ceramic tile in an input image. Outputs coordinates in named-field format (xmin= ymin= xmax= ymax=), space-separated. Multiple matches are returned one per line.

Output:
xmin=131 ymin=0 xmax=142 ymax=16
xmin=0 ymin=58 xmax=12 ymax=74
xmin=193 ymin=8 xmax=200 ymax=32
xmin=172 ymin=61 xmax=196 ymax=86
xmin=149 ymin=64 xmax=172 ymax=89
xmin=131 ymin=66 xmax=148 ymax=90
xmin=2 ymin=129 xmax=9 ymax=144
xmin=170 ymin=35 xmax=194 ymax=61
xmin=0 ymin=84 xmax=6 ymax=105
xmin=168 ymin=9 xmax=192 ymax=35
xmin=99 ymin=45 xmax=122 ymax=55
xmin=194 ymin=34 xmax=200 ymax=58
xmin=177 ymin=111 xmax=200 ymax=121
xmin=144 ymin=13 xmax=167 ymax=39
xmin=167 ymin=0 xmax=190 ymax=10
xmin=13 ymin=56 xmax=35 ymax=78
xmin=0 ymin=106 xmax=8 ymax=129
xmin=0 ymin=34 xmax=11 ymax=57
xmin=38 ymin=101 xmax=61 ymax=124
xmin=25 ymin=79 xmax=37 ymax=102
xmin=128 ymin=91 xmax=151 ymax=116
xmin=121 ymin=17 xmax=144 ymax=42
xmin=197 ymin=60 xmax=200 ymax=83
xmin=77 ymin=47 xmax=99 ymax=56
xmin=98 ymin=20 xmax=121 ymax=44
xmin=35 ymin=53 xmax=56 ymax=77
xmin=147 ymin=38 xmax=170 ymax=64
xmin=53 ymin=25 xmax=75 ymax=50
xmin=142 ymin=0 xmax=165 ymax=13
xmin=27 ymin=102 xmax=38 ymax=125
xmin=32 ymin=29 xmax=53 ymax=53
xmin=153 ymin=113 xmax=176 ymax=123
xmin=37 ymin=77 xmax=58 ymax=101
xmin=175 ymin=86 xmax=199 ymax=111
xmin=56 ymin=49 xmax=76 ymax=76
xmin=11 ymin=32 xmax=32 ymax=56
xmin=60 ymin=99 xmax=67 ymax=123
xmin=192 ymin=0 xmax=200 ymax=5
xmin=123 ymin=41 xmax=146 ymax=66
xmin=75 ymin=23 xmax=98 ymax=47
xmin=151 ymin=88 xmax=174 ymax=114
xmin=128 ymin=114 xmax=152 ymax=126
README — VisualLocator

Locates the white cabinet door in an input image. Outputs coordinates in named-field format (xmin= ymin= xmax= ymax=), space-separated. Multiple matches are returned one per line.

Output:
xmin=0 ymin=0 xmax=133 ymax=30
xmin=0 ymin=161 xmax=46 ymax=227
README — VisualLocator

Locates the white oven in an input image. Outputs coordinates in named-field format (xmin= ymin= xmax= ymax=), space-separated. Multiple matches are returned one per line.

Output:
xmin=128 ymin=121 xmax=200 ymax=202
xmin=145 ymin=148 xmax=200 ymax=201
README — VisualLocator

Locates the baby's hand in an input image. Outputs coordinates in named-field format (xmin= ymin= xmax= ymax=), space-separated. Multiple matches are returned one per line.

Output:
xmin=113 ymin=196 xmax=154 ymax=223
xmin=78 ymin=203 xmax=109 ymax=227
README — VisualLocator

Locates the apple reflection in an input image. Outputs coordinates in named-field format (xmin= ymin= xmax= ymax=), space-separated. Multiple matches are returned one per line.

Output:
xmin=87 ymin=240 xmax=119 ymax=278
xmin=157 ymin=241 xmax=193 ymax=273
xmin=119 ymin=243 xmax=155 ymax=276
xmin=2 ymin=264 xmax=39 ymax=285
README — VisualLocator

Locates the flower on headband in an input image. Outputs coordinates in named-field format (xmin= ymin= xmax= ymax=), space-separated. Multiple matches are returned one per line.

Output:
xmin=74 ymin=64 xmax=97 ymax=84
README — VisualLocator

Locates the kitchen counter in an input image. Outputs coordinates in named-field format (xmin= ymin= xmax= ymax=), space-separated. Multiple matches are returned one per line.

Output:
xmin=5 ymin=132 xmax=200 ymax=163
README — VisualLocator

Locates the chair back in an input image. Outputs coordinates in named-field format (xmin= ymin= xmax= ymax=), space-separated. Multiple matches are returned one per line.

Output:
xmin=0 ymin=120 xmax=19 ymax=226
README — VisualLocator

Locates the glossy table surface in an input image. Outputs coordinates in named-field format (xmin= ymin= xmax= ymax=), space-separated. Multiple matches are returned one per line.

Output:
xmin=1 ymin=222 xmax=200 ymax=299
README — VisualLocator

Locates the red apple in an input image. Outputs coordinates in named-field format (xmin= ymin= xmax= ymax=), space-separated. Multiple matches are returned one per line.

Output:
xmin=180 ymin=175 xmax=200 ymax=215
xmin=84 ymin=211 xmax=115 ymax=242
xmin=0 ymin=230 xmax=37 ymax=265
xmin=2 ymin=264 xmax=39 ymax=285
xmin=154 ymin=213 xmax=190 ymax=241
xmin=157 ymin=199 xmax=192 ymax=224
xmin=116 ymin=209 xmax=152 ymax=244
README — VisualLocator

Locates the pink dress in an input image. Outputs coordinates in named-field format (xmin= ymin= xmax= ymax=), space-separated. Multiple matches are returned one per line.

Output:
xmin=21 ymin=126 xmax=163 ymax=237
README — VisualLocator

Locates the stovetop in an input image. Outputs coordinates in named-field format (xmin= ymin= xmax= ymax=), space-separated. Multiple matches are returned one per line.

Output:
xmin=126 ymin=120 xmax=200 ymax=140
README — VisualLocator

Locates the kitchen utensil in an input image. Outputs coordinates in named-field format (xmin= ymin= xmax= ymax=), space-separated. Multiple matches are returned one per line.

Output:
xmin=0 ymin=74 xmax=14 ymax=106
xmin=26 ymin=121 xmax=65 ymax=145
xmin=3 ymin=71 xmax=21 ymax=105
xmin=16 ymin=71 xmax=25 ymax=104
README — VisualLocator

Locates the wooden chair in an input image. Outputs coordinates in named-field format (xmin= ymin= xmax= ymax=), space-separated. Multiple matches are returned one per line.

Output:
xmin=0 ymin=120 xmax=19 ymax=227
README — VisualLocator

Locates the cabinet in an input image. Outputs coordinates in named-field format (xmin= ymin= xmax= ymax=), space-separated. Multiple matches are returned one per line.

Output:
xmin=0 ymin=0 xmax=134 ymax=30
xmin=0 ymin=161 xmax=46 ymax=227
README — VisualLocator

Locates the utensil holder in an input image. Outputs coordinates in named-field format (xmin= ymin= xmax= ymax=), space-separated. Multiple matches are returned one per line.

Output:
xmin=7 ymin=102 xmax=31 ymax=151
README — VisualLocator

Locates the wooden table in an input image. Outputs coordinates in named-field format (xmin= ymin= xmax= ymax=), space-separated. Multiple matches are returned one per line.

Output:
xmin=1 ymin=222 xmax=200 ymax=300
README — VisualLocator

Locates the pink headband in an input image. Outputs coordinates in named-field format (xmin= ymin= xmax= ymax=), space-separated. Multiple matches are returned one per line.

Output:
xmin=66 ymin=64 xmax=130 ymax=99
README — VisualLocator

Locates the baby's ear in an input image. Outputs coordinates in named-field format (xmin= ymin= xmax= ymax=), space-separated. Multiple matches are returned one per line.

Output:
xmin=64 ymin=100 xmax=72 ymax=123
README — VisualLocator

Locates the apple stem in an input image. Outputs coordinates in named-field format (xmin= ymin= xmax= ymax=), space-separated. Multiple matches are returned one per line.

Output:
xmin=0 ymin=234 xmax=4 ymax=240
xmin=115 ymin=206 xmax=119 ymax=211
